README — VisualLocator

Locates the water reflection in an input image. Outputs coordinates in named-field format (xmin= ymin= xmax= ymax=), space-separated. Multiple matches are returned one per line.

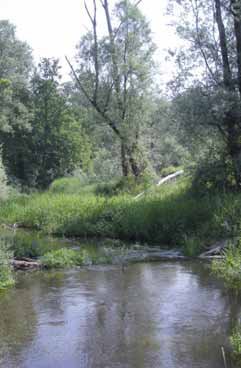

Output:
xmin=0 ymin=262 xmax=240 ymax=368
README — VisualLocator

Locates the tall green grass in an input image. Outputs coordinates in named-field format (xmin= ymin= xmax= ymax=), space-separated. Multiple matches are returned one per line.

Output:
xmin=0 ymin=177 xmax=240 ymax=252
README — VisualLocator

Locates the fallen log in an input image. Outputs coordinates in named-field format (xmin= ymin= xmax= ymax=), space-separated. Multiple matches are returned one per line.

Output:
xmin=199 ymin=239 xmax=231 ymax=258
xmin=11 ymin=259 xmax=42 ymax=270
xmin=134 ymin=170 xmax=184 ymax=200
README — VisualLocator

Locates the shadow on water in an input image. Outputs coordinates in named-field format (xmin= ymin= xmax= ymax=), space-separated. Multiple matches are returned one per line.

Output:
xmin=0 ymin=241 xmax=240 ymax=368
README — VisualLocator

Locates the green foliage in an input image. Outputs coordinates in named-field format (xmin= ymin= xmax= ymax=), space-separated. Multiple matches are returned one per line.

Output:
xmin=182 ymin=236 xmax=202 ymax=257
xmin=49 ymin=177 xmax=88 ymax=194
xmin=76 ymin=0 xmax=156 ymax=176
xmin=212 ymin=242 xmax=241 ymax=290
xmin=41 ymin=247 xmax=112 ymax=268
xmin=10 ymin=59 xmax=92 ymax=188
xmin=0 ymin=241 xmax=14 ymax=289
xmin=95 ymin=174 xmax=153 ymax=196
xmin=230 ymin=325 xmax=241 ymax=362
xmin=191 ymin=149 xmax=236 ymax=195
xmin=160 ymin=165 xmax=183 ymax=178
xmin=0 ymin=155 xmax=9 ymax=200
xmin=41 ymin=248 xmax=83 ymax=268
xmin=0 ymin=178 xmax=237 ymax=252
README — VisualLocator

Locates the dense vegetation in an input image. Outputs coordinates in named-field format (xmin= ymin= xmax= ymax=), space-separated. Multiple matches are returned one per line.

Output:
xmin=2 ymin=177 xmax=241 ymax=255
xmin=2 ymin=0 xmax=241 ymax=360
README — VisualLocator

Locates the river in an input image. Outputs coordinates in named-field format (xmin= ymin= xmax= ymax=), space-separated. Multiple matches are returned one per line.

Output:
xmin=0 ymin=259 xmax=240 ymax=367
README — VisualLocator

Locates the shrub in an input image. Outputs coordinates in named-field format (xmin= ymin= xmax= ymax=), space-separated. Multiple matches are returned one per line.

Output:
xmin=41 ymin=247 xmax=112 ymax=268
xmin=212 ymin=241 xmax=241 ymax=289
xmin=41 ymin=248 xmax=83 ymax=268
xmin=230 ymin=325 xmax=241 ymax=361
xmin=191 ymin=150 xmax=235 ymax=194
xmin=95 ymin=175 xmax=154 ymax=196
xmin=182 ymin=236 xmax=202 ymax=257
xmin=49 ymin=177 xmax=87 ymax=194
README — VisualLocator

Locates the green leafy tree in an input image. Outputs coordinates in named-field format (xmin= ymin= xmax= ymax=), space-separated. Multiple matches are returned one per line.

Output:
xmin=3 ymin=59 xmax=92 ymax=188
xmin=168 ymin=0 xmax=241 ymax=189
xmin=0 ymin=20 xmax=33 ymax=188
xmin=0 ymin=20 xmax=32 ymax=131
xmin=67 ymin=0 xmax=156 ymax=177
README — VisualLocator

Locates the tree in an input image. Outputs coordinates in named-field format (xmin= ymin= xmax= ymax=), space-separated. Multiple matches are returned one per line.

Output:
xmin=0 ymin=20 xmax=32 ymax=131
xmin=3 ymin=59 xmax=92 ymax=188
xmin=0 ymin=21 xmax=33 ymax=187
xmin=67 ymin=0 xmax=156 ymax=177
xmin=168 ymin=0 xmax=241 ymax=188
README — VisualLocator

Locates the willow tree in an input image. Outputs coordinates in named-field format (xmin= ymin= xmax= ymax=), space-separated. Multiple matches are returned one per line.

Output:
xmin=169 ymin=0 xmax=241 ymax=188
xmin=66 ymin=0 xmax=155 ymax=177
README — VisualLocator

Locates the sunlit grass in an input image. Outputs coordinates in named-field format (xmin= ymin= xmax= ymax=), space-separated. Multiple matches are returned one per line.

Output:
xmin=1 ymin=177 xmax=241 ymax=253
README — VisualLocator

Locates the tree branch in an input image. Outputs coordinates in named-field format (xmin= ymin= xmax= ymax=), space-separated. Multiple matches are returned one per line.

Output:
xmin=65 ymin=56 xmax=121 ymax=138
xmin=84 ymin=1 xmax=94 ymax=24
xmin=231 ymin=0 xmax=241 ymax=96
xmin=84 ymin=0 xmax=99 ymax=104
xmin=191 ymin=0 xmax=219 ymax=85
xmin=101 ymin=0 xmax=123 ymax=114
xmin=214 ymin=0 xmax=233 ymax=89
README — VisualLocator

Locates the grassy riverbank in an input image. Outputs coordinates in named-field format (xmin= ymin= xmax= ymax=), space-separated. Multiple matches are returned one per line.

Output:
xmin=1 ymin=177 xmax=241 ymax=255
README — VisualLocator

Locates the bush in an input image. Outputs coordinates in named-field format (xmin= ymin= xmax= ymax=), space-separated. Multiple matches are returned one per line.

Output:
xmin=49 ymin=177 xmax=87 ymax=194
xmin=182 ymin=236 xmax=202 ymax=257
xmin=41 ymin=248 xmax=83 ymax=268
xmin=212 ymin=241 xmax=241 ymax=289
xmin=41 ymin=247 xmax=112 ymax=268
xmin=191 ymin=150 xmax=235 ymax=194
xmin=230 ymin=325 xmax=241 ymax=361
xmin=95 ymin=174 xmax=154 ymax=196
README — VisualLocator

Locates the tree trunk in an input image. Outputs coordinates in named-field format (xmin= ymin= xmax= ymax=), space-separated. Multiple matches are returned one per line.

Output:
xmin=120 ymin=140 xmax=146 ymax=177
xmin=215 ymin=0 xmax=233 ymax=88
xmin=226 ymin=116 xmax=241 ymax=188
xmin=233 ymin=149 xmax=241 ymax=188
xmin=121 ymin=141 xmax=131 ymax=176
xmin=128 ymin=143 xmax=144 ymax=177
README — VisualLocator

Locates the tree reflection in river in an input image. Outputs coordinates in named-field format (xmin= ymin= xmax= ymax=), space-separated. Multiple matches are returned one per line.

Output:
xmin=0 ymin=262 xmax=240 ymax=368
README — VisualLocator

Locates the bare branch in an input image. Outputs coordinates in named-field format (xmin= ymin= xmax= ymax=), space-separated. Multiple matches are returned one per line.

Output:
xmin=83 ymin=1 xmax=99 ymax=104
xmin=214 ymin=0 xmax=233 ymax=89
xmin=65 ymin=56 xmax=121 ymax=137
xmin=92 ymin=0 xmax=99 ymax=104
xmin=190 ymin=0 xmax=219 ymax=85
xmin=134 ymin=0 xmax=143 ymax=6
xmin=84 ymin=1 xmax=94 ymax=24
xmin=113 ymin=0 xmax=143 ymax=40
xmin=231 ymin=0 xmax=241 ymax=96
xmin=102 ymin=0 xmax=123 ymax=113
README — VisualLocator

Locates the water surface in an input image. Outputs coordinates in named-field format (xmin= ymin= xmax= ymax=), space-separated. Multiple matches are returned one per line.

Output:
xmin=0 ymin=261 xmax=240 ymax=367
